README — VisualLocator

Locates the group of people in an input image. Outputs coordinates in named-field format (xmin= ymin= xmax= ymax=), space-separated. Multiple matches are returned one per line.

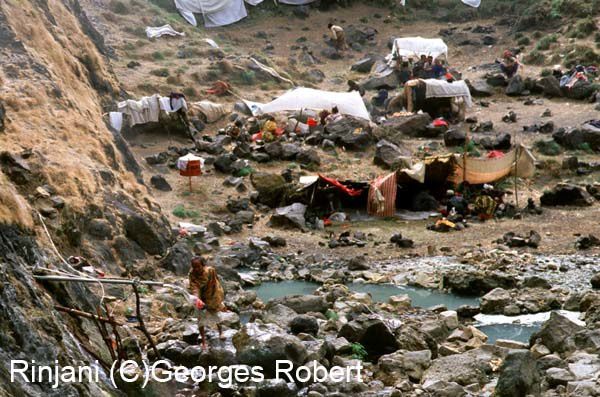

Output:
xmin=392 ymin=53 xmax=451 ymax=83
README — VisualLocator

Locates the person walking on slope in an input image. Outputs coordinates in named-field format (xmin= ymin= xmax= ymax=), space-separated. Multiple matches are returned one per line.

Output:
xmin=188 ymin=256 xmax=227 ymax=350
xmin=328 ymin=23 xmax=348 ymax=51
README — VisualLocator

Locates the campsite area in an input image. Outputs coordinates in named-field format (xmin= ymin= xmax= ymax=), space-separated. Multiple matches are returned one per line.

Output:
xmin=1 ymin=0 xmax=600 ymax=396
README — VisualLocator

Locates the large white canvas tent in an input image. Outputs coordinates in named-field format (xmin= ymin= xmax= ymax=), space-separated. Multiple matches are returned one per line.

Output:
xmin=175 ymin=0 xmax=248 ymax=28
xmin=461 ymin=0 xmax=481 ymax=7
xmin=390 ymin=37 xmax=448 ymax=60
xmin=244 ymin=88 xmax=371 ymax=120
xmin=278 ymin=0 xmax=317 ymax=4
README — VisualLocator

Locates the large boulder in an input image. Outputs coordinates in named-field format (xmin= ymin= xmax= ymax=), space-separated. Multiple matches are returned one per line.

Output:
xmin=339 ymin=130 xmax=373 ymax=150
xmin=351 ymin=56 xmax=378 ymax=73
xmin=536 ymin=76 xmax=562 ymax=98
xmin=338 ymin=314 xmax=400 ymax=357
xmin=540 ymin=183 xmax=595 ymax=207
xmin=377 ymin=114 xmax=432 ymax=143
xmin=267 ymin=294 xmax=329 ymax=314
xmin=443 ymin=270 xmax=518 ymax=295
xmin=444 ymin=129 xmax=467 ymax=147
xmin=376 ymin=349 xmax=432 ymax=385
xmin=422 ymin=346 xmax=499 ymax=387
xmin=251 ymin=172 xmax=288 ymax=207
xmin=506 ymin=75 xmax=525 ymax=96
xmin=162 ymin=240 xmax=193 ymax=275
xmin=529 ymin=312 xmax=584 ymax=353
xmin=360 ymin=69 xmax=400 ymax=91
xmin=494 ymin=351 xmax=541 ymax=397
xmin=480 ymin=288 xmax=511 ymax=314
xmin=268 ymin=203 xmax=307 ymax=230
xmin=553 ymin=123 xmax=600 ymax=152
xmin=232 ymin=322 xmax=308 ymax=377
xmin=373 ymin=139 xmax=411 ymax=169
xmin=123 ymin=214 xmax=167 ymax=255
xmin=466 ymin=79 xmax=494 ymax=97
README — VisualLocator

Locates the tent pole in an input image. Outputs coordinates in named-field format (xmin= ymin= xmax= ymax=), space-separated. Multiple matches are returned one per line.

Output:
xmin=189 ymin=175 xmax=192 ymax=193
xmin=462 ymin=129 xmax=468 ymax=183
xmin=514 ymin=145 xmax=520 ymax=208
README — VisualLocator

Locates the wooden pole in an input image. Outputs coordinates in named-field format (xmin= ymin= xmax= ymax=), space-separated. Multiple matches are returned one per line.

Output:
xmin=514 ymin=144 xmax=520 ymax=208
xmin=132 ymin=282 xmax=160 ymax=359
xmin=54 ymin=305 xmax=124 ymax=326
xmin=189 ymin=175 xmax=192 ymax=192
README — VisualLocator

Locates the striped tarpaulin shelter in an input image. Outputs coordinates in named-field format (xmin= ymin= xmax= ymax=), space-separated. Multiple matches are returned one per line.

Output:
xmin=367 ymin=172 xmax=397 ymax=217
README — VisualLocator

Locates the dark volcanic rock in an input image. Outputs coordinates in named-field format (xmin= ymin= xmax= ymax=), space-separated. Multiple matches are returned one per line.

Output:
xmin=250 ymin=172 xmax=288 ymax=207
xmin=338 ymin=314 xmax=400 ymax=357
xmin=269 ymin=203 xmax=307 ymax=231
xmin=373 ymin=139 xmax=411 ymax=169
xmin=529 ymin=312 xmax=584 ymax=353
xmin=289 ymin=315 xmax=319 ymax=336
xmin=540 ymin=183 xmax=595 ymax=207
xmin=495 ymin=351 xmax=541 ymax=397
xmin=466 ymin=79 xmax=494 ymax=97
xmin=150 ymin=175 xmax=172 ymax=191
xmin=124 ymin=214 xmax=167 ymax=255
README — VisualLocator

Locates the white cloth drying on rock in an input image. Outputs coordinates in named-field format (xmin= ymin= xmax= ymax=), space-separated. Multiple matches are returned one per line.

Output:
xmin=175 ymin=0 xmax=247 ymax=27
xmin=109 ymin=112 xmax=123 ymax=132
xmin=145 ymin=24 xmax=185 ymax=39
xmin=159 ymin=97 xmax=188 ymax=113
xmin=117 ymin=94 xmax=161 ymax=127
xmin=189 ymin=101 xmax=228 ymax=123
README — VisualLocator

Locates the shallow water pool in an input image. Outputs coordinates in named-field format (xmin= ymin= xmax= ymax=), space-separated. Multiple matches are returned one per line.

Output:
xmin=249 ymin=280 xmax=320 ymax=302
xmin=477 ymin=323 xmax=539 ymax=344
xmin=347 ymin=283 xmax=480 ymax=310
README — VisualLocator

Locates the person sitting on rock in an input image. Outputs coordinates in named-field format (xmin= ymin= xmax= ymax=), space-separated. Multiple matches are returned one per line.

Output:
xmin=473 ymin=185 xmax=497 ymax=221
xmin=432 ymin=59 xmax=447 ymax=79
xmin=445 ymin=190 xmax=468 ymax=217
xmin=328 ymin=23 xmax=347 ymax=51
xmin=325 ymin=106 xmax=343 ymax=124
xmin=188 ymin=256 xmax=227 ymax=350
xmin=500 ymin=55 xmax=520 ymax=79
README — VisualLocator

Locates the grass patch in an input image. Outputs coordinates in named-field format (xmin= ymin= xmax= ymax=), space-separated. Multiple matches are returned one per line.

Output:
xmin=524 ymin=50 xmax=546 ymax=65
xmin=172 ymin=204 xmax=200 ymax=218
xmin=535 ymin=34 xmax=557 ymax=51
xmin=152 ymin=51 xmax=166 ymax=61
xmin=517 ymin=36 xmax=531 ymax=46
xmin=534 ymin=140 xmax=562 ymax=156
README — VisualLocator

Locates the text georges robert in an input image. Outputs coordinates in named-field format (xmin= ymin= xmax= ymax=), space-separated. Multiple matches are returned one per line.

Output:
xmin=11 ymin=359 xmax=364 ymax=389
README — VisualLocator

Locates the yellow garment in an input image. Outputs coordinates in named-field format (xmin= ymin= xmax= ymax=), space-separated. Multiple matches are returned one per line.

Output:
xmin=435 ymin=218 xmax=456 ymax=229
xmin=264 ymin=120 xmax=277 ymax=133
xmin=189 ymin=266 xmax=225 ymax=311
xmin=474 ymin=195 xmax=496 ymax=216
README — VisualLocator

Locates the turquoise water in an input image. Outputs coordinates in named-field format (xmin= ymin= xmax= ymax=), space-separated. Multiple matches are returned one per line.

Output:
xmin=477 ymin=324 xmax=539 ymax=344
xmin=250 ymin=280 xmax=319 ymax=302
xmin=347 ymin=283 xmax=480 ymax=310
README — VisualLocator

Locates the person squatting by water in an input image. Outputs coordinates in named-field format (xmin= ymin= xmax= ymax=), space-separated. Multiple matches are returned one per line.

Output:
xmin=188 ymin=256 xmax=227 ymax=350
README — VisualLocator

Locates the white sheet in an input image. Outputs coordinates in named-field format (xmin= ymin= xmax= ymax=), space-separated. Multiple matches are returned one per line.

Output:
xmin=175 ymin=0 xmax=247 ymax=27
xmin=158 ymin=97 xmax=188 ymax=113
xmin=145 ymin=24 xmax=185 ymax=39
xmin=244 ymin=87 xmax=371 ymax=120
xmin=244 ymin=0 xmax=264 ymax=4
xmin=109 ymin=112 xmax=123 ymax=132
xmin=390 ymin=37 xmax=448 ymax=60
xmin=117 ymin=94 xmax=161 ymax=127
xmin=423 ymin=79 xmax=473 ymax=107
xmin=461 ymin=0 xmax=481 ymax=7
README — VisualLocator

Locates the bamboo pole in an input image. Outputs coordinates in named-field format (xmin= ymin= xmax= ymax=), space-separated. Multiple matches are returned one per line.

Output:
xmin=55 ymin=305 xmax=124 ymax=326
xmin=34 ymin=275 xmax=164 ymax=286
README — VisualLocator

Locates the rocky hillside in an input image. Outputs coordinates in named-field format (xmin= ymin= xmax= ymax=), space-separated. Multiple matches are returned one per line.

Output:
xmin=0 ymin=0 xmax=170 ymax=394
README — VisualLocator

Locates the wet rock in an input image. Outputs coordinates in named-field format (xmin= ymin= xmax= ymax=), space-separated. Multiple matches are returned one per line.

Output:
xmin=466 ymin=79 xmax=494 ymax=97
xmin=233 ymin=322 xmax=308 ymax=377
xmin=530 ymin=312 xmax=584 ymax=353
xmin=540 ymin=183 xmax=595 ymax=207
xmin=268 ymin=294 xmax=329 ymax=314
xmin=495 ymin=351 xmax=541 ymax=397
xmin=289 ymin=315 xmax=319 ymax=336
xmin=480 ymin=288 xmax=511 ymax=314
xmin=87 ymin=218 xmax=113 ymax=240
xmin=338 ymin=314 xmax=400 ymax=357
xmin=269 ymin=203 xmax=307 ymax=231
xmin=124 ymin=215 xmax=167 ymax=255
xmin=444 ymin=129 xmax=467 ymax=147
xmin=150 ymin=175 xmax=172 ymax=191
xmin=443 ymin=270 xmax=518 ymax=295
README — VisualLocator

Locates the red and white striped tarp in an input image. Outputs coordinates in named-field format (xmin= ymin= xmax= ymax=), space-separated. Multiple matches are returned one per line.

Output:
xmin=367 ymin=172 xmax=397 ymax=217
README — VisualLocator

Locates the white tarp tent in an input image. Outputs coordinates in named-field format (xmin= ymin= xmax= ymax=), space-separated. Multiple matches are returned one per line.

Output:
xmin=390 ymin=37 xmax=448 ymax=59
xmin=174 ymin=0 xmax=247 ymax=27
xmin=422 ymin=79 xmax=473 ymax=107
xmin=244 ymin=87 xmax=371 ymax=120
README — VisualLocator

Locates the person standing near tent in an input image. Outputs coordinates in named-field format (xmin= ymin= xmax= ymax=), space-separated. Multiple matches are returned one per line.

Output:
xmin=188 ymin=256 xmax=226 ymax=350
xmin=328 ymin=23 xmax=347 ymax=51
